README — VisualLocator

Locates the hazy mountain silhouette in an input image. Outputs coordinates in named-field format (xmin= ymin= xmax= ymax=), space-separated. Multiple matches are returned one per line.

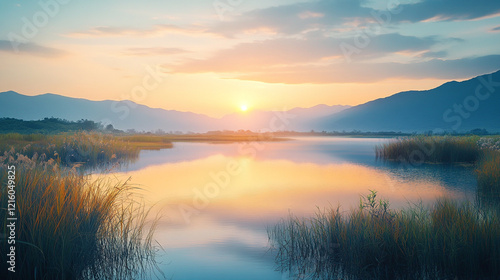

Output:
xmin=316 ymin=70 xmax=500 ymax=133
xmin=2 ymin=70 xmax=499 ymax=133
xmin=219 ymin=104 xmax=350 ymax=131
xmin=0 ymin=91 xmax=219 ymax=132
xmin=0 ymin=91 xmax=348 ymax=132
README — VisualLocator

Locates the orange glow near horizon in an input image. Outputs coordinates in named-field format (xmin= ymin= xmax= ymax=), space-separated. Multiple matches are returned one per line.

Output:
xmin=0 ymin=59 xmax=447 ymax=118
xmin=0 ymin=1 xmax=498 ymax=119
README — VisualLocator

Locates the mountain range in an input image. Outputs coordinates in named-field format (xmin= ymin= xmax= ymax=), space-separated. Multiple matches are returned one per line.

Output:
xmin=316 ymin=69 xmax=500 ymax=133
xmin=0 ymin=91 xmax=349 ymax=132
xmin=1 ymin=69 xmax=499 ymax=133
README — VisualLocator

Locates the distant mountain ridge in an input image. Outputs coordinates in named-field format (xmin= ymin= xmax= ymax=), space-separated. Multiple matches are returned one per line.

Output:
xmin=218 ymin=104 xmax=350 ymax=131
xmin=1 ymin=69 xmax=499 ymax=133
xmin=0 ymin=91 xmax=348 ymax=132
xmin=0 ymin=91 xmax=217 ymax=132
xmin=315 ymin=69 xmax=500 ymax=133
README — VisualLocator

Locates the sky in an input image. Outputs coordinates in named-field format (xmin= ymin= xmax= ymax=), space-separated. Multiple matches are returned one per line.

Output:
xmin=0 ymin=0 xmax=499 ymax=117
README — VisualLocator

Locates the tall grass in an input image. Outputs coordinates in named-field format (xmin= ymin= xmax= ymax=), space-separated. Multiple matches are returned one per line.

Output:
xmin=121 ymin=133 xmax=289 ymax=143
xmin=0 ymin=132 xmax=141 ymax=169
xmin=0 ymin=161 xmax=162 ymax=279
xmin=269 ymin=191 xmax=500 ymax=280
xmin=376 ymin=135 xmax=500 ymax=210
xmin=477 ymin=150 xmax=500 ymax=208
xmin=117 ymin=135 xmax=174 ymax=150
xmin=375 ymin=136 xmax=481 ymax=164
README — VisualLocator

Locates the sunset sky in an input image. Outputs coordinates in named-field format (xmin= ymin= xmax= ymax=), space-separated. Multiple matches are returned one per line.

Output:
xmin=1 ymin=0 xmax=499 ymax=117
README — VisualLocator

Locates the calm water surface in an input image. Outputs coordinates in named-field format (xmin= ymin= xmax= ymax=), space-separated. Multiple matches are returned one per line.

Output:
xmin=109 ymin=137 xmax=477 ymax=280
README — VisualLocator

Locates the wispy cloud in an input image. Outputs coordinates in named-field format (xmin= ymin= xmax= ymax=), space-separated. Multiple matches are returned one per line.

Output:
xmin=209 ymin=0 xmax=374 ymax=37
xmin=234 ymin=55 xmax=500 ymax=84
xmin=171 ymin=33 xmax=448 ymax=74
xmin=67 ymin=24 xmax=211 ymax=38
xmin=392 ymin=0 xmax=500 ymax=23
xmin=208 ymin=0 xmax=500 ymax=37
xmin=418 ymin=50 xmax=448 ymax=59
xmin=165 ymin=0 xmax=499 ymax=84
xmin=122 ymin=47 xmax=188 ymax=56
xmin=491 ymin=25 xmax=500 ymax=32
xmin=0 ymin=40 xmax=66 ymax=57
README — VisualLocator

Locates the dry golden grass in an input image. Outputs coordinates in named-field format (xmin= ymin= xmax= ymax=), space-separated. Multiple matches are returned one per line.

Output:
xmin=0 ymin=160 xmax=162 ymax=279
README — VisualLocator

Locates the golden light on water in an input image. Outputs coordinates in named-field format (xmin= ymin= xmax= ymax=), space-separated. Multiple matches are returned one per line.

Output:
xmin=108 ymin=154 xmax=460 ymax=227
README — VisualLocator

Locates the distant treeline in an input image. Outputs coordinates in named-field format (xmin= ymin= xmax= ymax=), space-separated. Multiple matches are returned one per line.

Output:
xmin=272 ymin=128 xmax=494 ymax=137
xmin=0 ymin=118 xmax=118 ymax=134
xmin=1 ymin=117 xmax=496 ymax=136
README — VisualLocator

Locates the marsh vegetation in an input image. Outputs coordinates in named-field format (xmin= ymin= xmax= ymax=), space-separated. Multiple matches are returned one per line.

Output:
xmin=270 ymin=136 xmax=500 ymax=279
xmin=268 ymin=191 xmax=500 ymax=280
xmin=376 ymin=136 xmax=500 ymax=205
xmin=0 ymin=159 xmax=162 ymax=279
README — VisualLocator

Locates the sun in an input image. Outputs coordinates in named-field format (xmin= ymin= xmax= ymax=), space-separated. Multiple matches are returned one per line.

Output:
xmin=240 ymin=104 xmax=248 ymax=112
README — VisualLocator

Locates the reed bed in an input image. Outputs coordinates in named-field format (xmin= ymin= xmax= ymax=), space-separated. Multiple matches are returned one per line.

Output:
xmin=477 ymin=150 xmax=500 ymax=208
xmin=0 ymin=132 xmax=141 ymax=169
xmin=375 ymin=136 xmax=481 ymax=164
xmin=119 ymin=133 xmax=289 ymax=143
xmin=0 ymin=160 xmax=162 ymax=280
xmin=376 ymin=135 xmax=500 ymax=209
xmin=117 ymin=135 xmax=174 ymax=150
xmin=269 ymin=191 xmax=500 ymax=280
xmin=153 ymin=134 xmax=287 ymax=143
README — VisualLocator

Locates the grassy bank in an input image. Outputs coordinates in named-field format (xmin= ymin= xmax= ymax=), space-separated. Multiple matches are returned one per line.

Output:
xmin=0 ymin=161 xmax=161 ymax=279
xmin=268 ymin=191 xmax=500 ymax=279
xmin=376 ymin=135 xmax=500 ymax=206
xmin=375 ymin=136 xmax=482 ymax=164
xmin=0 ymin=132 xmax=170 ymax=169
xmin=117 ymin=135 xmax=174 ymax=150
xmin=477 ymin=150 xmax=500 ymax=207
xmin=0 ymin=131 xmax=287 ymax=168
xmin=122 ymin=132 xmax=290 ymax=143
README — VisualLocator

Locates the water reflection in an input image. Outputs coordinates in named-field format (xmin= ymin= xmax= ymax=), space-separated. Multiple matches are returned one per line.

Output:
xmin=106 ymin=137 xmax=477 ymax=280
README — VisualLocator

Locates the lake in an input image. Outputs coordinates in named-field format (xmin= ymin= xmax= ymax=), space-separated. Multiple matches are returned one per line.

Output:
xmin=106 ymin=137 xmax=477 ymax=280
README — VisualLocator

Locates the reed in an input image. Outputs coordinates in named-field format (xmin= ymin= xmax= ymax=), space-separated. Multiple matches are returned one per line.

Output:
xmin=117 ymin=135 xmax=174 ymax=150
xmin=0 ymin=132 xmax=141 ymax=169
xmin=122 ymin=133 xmax=289 ymax=143
xmin=375 ymin=136 xmax=481 ymax=164
xmin=269 ymin=191 xmax=500 ymax=279
xmin=376 ymin=135 xmax=500 ymax=210
xmin=476 ymin=150 xmax=500 ymax=208
xmin=0 ymin=161 xmax=162 ymax=280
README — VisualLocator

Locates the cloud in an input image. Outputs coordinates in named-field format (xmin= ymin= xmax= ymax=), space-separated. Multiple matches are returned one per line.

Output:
xmin=0 ymin=40 xmax=66 ymax=57
xmin=171 ymin=33 xmax=444 ymax=74
xmin=491 ymin=25 xmax=500 ymax=32
xmin=234 ymin=55 xmax=500 ymax=84
xmin=67 ymin=24 xmax=209 ymax=38
xmin=122 ymin=47 xmax=188 ymax=56
xmin=208 ymin=0 xmax=500 ymax=37
xmin=210 ymin=0 xmax=374 ymax=37
xmin=392 ymin=0 xmax=500 ymax=23
xmin=418 ymin=50 xmax=448 ymax=59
